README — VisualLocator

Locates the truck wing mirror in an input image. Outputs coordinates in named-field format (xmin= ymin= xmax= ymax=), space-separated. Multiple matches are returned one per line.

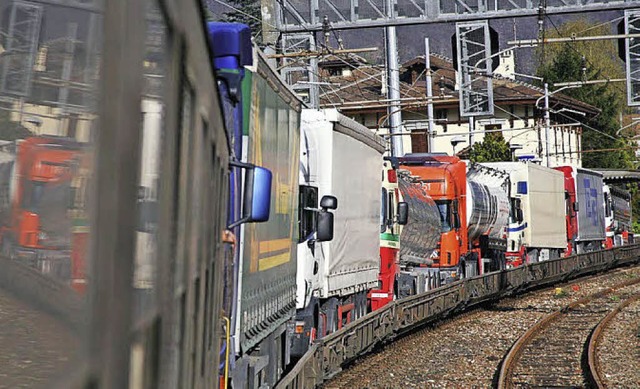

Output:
xmin=397 ymin=202 xmax=409 ymax=225
xmin=453 ymin=215 xmax=461 ymax=229
xmin=228 ymin=161 xmax=272 ymax=229
xmin=317 ymin=211 xmax=334 ymax=242
xmin=573 ymin=202 xmax=579 ymax=212
xmin=320 ymin=195 xmax=338 ymax=210
xmin=517 ymin=209 xmax=524 ymax=223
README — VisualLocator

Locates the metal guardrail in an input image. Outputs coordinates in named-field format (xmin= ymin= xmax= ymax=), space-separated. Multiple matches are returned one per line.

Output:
xmin=276 ymin=245 xmax=640 ymax=389
xmin=0 ymin=257 xmax=85 ymax=331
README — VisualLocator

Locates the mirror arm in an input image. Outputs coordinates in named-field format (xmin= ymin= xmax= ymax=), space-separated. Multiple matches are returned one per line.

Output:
xmin=228 ymin=216 xmax=249 ymax=230
xmin=229 ymin=160 xmax=254 ymax=169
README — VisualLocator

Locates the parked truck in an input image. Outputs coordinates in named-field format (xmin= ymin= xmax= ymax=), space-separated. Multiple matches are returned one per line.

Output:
xmin=395 ymin=154 xmax=509 ymax=290
xmin=369 ymin=158 xmax=409 ymax=310
xmin=482 ymin=162 xmax=567 ymax=266
xmin=603 ymin=184 xmax=633 ymax=247
xmin=293 ymin=108 xmax=384 ymax=356
xmin=554 ymin=166 xmax=606 ymax=254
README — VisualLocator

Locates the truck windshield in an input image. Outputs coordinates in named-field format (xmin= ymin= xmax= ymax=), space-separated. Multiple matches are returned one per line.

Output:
xmin=380 ymin=188 xmax=387 ymax=232
xmin=435 ymin=200 xmax=452 ymax=233
xmin=22 ymin=181 xmax=46 ymax=212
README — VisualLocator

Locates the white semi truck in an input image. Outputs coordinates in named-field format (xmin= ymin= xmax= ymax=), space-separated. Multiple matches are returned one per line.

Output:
xmin=292 ymin=108 xmax=385 ymax=357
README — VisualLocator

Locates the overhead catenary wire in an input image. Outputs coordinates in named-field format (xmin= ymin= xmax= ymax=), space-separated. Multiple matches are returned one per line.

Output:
xmin=210 ymin=0 xmax=276 ymax=29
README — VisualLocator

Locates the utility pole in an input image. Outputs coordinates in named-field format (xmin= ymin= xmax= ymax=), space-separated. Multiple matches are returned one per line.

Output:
xmin=385 ymin=0 xmax=403 ymax=157
xmin=425 ymin=38 xmax=435 ymax=153
xmin=544 ymin=82 xmax=551 ymax=167
xmin=58 ymin=22 xmax=78 ymax=136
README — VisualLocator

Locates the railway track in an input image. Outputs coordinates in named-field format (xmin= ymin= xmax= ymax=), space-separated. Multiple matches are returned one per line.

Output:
xmin=281 ymin=247 xmax=640 ymax=389
xmin=587 ymin=292 xmax=640 ymax=388
xmin=497 ymin=278 xmax=640 ymax=389
xmin=322 ymin=265 xmax=640 ymax=389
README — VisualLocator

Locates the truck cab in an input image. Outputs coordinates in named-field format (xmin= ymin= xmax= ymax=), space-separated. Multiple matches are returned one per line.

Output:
xmin=1 ymin=136 xmax=83 ymax=280
xmin=397 ymin=154 xmax=468 ymax=281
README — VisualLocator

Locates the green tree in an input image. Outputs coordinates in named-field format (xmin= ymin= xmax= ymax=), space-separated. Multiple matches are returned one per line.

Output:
xmin=536 ymin=19 xmax=640 ymax=231
xmin=220 ymin=0 xmax=262 ymax=44
xmin=535 ymin=19 xmax=633 ymax=169
xmin=469 ymin=132 xmax=511 ymax=163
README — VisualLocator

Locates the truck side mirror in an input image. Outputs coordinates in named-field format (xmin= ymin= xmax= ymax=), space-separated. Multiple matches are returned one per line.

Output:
xmin=573 ymin=202 xmax=579 ymax=212
xmin=453 ymin=215 xmax=461 ymax=229
xmin=517 ymin=208 xmax=524 ymax=223
xmin=320 ymin=195 xmax=337 ymax=210
xmin=316 ymin=195 xmax=337 ymax=242
xmin=317 ymin=211 xmax=334 ymax=242
xmin=397 ymin=202 xmax=409 ymax=225
xmin=228 ymin=161 xmax=272 ymax=228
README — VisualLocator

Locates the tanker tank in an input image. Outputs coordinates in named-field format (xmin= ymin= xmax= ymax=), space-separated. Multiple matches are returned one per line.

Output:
xmin=465 ymin=164 xmax=510 ymax=244
xmin=397 ymin=172 xmax=441 ymax=265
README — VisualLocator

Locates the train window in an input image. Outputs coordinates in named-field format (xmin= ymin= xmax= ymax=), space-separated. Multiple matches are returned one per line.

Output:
xmin=299 ymin=185 xmax=318 ymax=242
xmin=176 ymin=85 xmax=194 ymax=294
xmin=128 ymin=0 xmax=170 ymax=385
xmin=133 ymin=0 xmax=168 ymax=315
xmin=0 ymin=0 xmax=100 ymax=385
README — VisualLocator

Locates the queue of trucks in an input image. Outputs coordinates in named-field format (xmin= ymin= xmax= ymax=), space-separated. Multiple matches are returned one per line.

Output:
xmin=0 ymin=132 xmax=633 ymax=388
xmin=389 ymin=154 xmax=631 ymax=293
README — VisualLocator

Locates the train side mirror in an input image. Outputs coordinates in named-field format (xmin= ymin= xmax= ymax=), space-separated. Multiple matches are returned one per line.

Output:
xmin=228 ymin=161 xmax=272 ymax=228
xmin=397 ymin=202 xmax=409 ymax=225
xmin=320 ymin=195 xmax=338 ymax=210
xmin=517 ymin=208 xmax=524 ymax=223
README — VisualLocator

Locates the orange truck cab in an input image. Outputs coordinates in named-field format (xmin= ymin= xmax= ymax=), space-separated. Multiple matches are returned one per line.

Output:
xmin=397 ymin=153 xmax=469 ymax=282
xmin=1 ymin=136 xmax=83 ymax=283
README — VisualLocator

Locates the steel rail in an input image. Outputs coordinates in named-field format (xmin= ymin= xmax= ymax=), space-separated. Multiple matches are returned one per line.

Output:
xmin=497 ymin=278 xmax=640 ymax=389
xmin=277 ymin=245 xmax=640 ymax=389
xmin=587 ymin=293 xmax=640 ymax=389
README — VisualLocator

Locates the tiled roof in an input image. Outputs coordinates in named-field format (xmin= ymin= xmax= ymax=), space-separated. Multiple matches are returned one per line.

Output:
xmin=318 ymin=55 xmax=599 ymax=116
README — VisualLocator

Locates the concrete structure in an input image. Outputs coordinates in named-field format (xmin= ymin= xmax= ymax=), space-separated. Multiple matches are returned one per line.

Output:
xmin=8 ymin=100 xmax=93 ymax=142
xmin=317 ymin=54 xmax=599 ymax=167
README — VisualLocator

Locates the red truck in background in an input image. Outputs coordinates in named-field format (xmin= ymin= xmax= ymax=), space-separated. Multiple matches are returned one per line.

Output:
xmin=0 ymin=136 xmax=87 ymax=291
xmin=553 ymin=166 xmax=606 ymax=255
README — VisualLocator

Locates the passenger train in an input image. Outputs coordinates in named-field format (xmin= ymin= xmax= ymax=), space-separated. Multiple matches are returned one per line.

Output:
xmin=0 ymin=1 xmax=633 ymax=388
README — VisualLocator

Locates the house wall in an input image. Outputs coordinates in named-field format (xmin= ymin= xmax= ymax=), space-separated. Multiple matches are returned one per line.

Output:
xmin=347 ymin=104 xmax=582 ymax=168
xmin=9 ymin=101 xmax=93 ymax=142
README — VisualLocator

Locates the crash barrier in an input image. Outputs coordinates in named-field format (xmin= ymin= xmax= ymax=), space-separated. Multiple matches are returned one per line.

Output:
xmin=276 ymin=245 xmax=640 ymax=388
xmin=0 ymin=257 xmax=85 ymax=331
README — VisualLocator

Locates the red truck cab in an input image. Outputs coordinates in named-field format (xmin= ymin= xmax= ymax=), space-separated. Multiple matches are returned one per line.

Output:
xmin=369 ymin=159 xmax=401 ymax=310
xmin=2 ymin=136 xmax=83 ymax=282
xmin=554 ymin=166 xmax=577 ymax=256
